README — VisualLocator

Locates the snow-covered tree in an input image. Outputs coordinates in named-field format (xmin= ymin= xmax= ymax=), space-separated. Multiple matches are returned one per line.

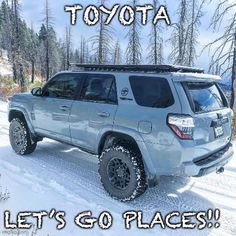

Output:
xmin=126 ymin=0 xmax=142 ymax=65
xmin=91 ymin=0 xmax=113 ymax=64
xmin=206 ymin=0 xmax=236 ymax=108
xmin=169 ymin=0 xmax=206 ymax=66
xmin=147 ymin=0 xmax=164 ymax=65
xmin=113 ymin=40 xmax=122 ymax=65
xmin=65 ymin=25 xmax=72 ymax=70
xmin=80 ymin=36 xmax=85 ymax=64
xmin=25 ymin=24 xmax=39 ymax=83
xmin=42 ymin=0 xmax=54 ymax=80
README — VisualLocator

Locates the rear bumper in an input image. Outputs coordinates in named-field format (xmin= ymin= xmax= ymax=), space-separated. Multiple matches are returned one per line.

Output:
xmin=182 ymin=143 xmax=233 ymax=177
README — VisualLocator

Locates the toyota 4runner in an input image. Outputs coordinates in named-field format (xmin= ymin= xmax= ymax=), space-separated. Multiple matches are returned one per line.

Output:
xmin=8 ymin=64 xmax=234 ymax=201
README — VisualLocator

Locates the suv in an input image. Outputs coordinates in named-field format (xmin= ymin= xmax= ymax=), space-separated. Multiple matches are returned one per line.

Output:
xmin=8 ymin=64 xmax=234 ymax=201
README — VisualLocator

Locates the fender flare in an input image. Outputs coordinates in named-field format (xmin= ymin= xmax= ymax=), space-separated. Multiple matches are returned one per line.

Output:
xmin=97 ymin=127 xmax=156 ymax=177
xmin=8 ymin=106 xmax=36 ymax=137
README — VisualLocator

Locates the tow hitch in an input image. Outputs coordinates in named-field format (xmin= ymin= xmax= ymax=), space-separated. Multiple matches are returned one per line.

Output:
xmin=216 ymin=167 xmax=224 ymax=174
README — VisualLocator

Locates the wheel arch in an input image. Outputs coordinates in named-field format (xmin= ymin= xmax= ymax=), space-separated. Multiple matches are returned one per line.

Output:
xmin=8 ymin=108 xmax=36 ymax=137
xmin=98 ymin=131 xmax=139 ymax=155
xmin=98 ymin=131 xmax=156 ymax=179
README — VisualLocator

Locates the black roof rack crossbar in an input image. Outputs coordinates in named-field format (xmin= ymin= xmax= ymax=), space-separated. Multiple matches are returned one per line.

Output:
xmin=69 ymin=63 xmax=204 ymax=74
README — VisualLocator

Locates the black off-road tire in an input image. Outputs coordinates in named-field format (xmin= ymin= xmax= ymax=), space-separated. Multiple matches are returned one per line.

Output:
xmin=9 ymin=118 xmax=37 ymax=155
xmin=99 ymin=142 xmax=147 ymax=201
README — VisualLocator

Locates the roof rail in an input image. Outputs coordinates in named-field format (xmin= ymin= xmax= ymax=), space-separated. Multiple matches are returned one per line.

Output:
xmin=69 ymin=63 xmax=205 ymax=74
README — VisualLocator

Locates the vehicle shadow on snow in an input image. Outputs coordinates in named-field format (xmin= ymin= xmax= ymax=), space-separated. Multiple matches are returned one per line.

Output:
xmin=4 ymin=140 xmax=214 ymax=235
xmin=34 ymin=141 xmax=215 ymax=208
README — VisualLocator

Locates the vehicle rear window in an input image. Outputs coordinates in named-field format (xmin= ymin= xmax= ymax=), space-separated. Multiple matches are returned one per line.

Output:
xmin=185 ymin=82 xmax=227 ymax=113
xmin=129 ymin=76 xmax=174 ymax=108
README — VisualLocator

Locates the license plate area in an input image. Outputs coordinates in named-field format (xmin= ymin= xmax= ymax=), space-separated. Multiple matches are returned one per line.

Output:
xmin=214 ymin=126 xmax=224 ymax=138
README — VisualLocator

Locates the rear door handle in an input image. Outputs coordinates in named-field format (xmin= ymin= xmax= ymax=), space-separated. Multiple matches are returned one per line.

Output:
xmin=59 ymin=105 xmax=71 ymax=111
xmin=97 ymin=111 xmax=110 ymax=118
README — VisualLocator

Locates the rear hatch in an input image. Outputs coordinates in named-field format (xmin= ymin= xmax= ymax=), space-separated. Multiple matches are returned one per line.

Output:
xmin=182 ymin=82 xmax=232 ymax=155
xmin=183 ymin=81 xmax=232 ymax=156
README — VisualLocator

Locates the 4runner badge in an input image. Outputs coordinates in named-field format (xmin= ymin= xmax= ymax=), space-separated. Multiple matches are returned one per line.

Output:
xmin=121 ymin=88 xmax=129 ymax=96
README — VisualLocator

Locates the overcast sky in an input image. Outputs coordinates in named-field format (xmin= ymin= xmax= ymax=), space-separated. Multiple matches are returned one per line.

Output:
xmin=18 ymin=0 xmax=228 ymax=80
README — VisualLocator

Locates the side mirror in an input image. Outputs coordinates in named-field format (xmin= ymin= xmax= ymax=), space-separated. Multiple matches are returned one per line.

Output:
xmin=31 ymin=87 xmax=42 ymax=96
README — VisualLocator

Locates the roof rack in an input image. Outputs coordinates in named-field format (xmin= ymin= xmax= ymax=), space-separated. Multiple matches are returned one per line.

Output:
xmin=69 ymin=63 xmax=205 ymax=74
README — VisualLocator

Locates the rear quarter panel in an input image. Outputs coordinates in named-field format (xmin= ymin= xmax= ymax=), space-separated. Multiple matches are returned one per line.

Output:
xmin=113 ymin=73 xmax=183 ymax=175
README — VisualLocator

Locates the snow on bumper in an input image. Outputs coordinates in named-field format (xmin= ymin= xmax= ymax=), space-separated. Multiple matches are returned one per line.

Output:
xmin=182 ymin=143 xmax=234 ymax=177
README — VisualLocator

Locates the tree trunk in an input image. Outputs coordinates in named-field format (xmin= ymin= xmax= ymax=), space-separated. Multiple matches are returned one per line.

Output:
xmin=178 ymin=0 xmax=187 ymax=65
xmin=19 ymin=63 xmax=27 ymax=92
xmin=188 ymin=0 xmax=195 ymax=66
xmin=45 ymin=0 xmax=50 ymax=81
xmin=231 ymin=32 xmax=236 ymax=110
xmin=31 ymin=60 xmax=35 ymax=83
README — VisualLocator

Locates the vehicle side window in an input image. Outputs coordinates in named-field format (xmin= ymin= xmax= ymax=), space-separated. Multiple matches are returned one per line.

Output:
xmin=43 ymin=74 xmax=81 ymax=100
xmin=80 ymin=75 xmax=117 ymax=104
xmin=129 ymin=76 xmax=174 ymax=108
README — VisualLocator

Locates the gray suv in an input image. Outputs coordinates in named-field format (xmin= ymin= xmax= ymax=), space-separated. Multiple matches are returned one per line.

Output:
xmin=8 ymin=65 xmax=234 ymax=201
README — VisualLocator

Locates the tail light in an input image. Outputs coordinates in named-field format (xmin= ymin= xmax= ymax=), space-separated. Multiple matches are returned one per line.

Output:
xmin=167 ymin=114 xmax=195 ymax=140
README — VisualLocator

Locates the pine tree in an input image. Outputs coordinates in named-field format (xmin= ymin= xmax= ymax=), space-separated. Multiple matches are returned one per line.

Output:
xmin=11 ymin=0 xmax=27 ymax=91
xmin=0 ymin=1 xmax=12 ymax=55
xmin=38 ymin=24 xmax=47 ymax=79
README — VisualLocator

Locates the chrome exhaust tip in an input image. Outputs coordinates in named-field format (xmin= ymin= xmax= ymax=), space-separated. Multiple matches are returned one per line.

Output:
xmin=216 ymin=167 xmax=224 ymax=174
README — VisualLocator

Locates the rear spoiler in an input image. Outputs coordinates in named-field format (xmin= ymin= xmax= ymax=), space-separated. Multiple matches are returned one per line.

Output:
xmin=172 ymin=73 xmax=221 ymax=83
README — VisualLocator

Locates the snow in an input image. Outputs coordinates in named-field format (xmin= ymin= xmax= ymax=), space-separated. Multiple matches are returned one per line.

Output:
xmin=0 ymin=101 xmax=236 ymax=236
xmin=0 ymin=57 xmax=12 ymax=77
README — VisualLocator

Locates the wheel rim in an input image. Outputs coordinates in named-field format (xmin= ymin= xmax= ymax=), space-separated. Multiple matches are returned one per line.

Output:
xmin=12 ymin=124 xmax=25 ymax=148
xmin=107 ymin=157 xmax=131 ymax=190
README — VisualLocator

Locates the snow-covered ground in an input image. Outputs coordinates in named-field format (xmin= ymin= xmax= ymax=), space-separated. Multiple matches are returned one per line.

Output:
xmin=0 ymin=56 xmax=12 ymax=77
xmin=0 ymin=101 xmax=236 ymax=236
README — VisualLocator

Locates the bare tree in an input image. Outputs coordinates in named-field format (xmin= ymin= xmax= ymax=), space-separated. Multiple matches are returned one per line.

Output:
xmin=169 ymin=0 xmax=189 ymax=65
xmin=147 ymin=0 xmax=164 ymax=65
xmin=113 ymin=40 xmax=122 ymax=65
xmin=186 ymin=0 xmax=206 ymax=66
xmin=43 ymin=0 xmax=53 ymax=80
xmin=91 ymin=0 xmax=113 ymax=64
xmin=85 ymin=42 xmax=90 ymax=63
xmin=126 ymin=0 xmax=142 ymax=65
xmin=65 ymin=25 xmax=72 ymax=70
xmin=206 ymin=0 xmax=236 ymax=108
xmin=169 ymin=0 xmax=206 ymax=66
xmin=80 ymin=36 xmax=85 ymax=64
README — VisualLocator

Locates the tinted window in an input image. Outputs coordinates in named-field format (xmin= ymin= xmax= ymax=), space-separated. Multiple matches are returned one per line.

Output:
xmin=185 ymin=82 xmax=227 ymax=113
xmin=43 ymin=74 xmax=81 ymax=99
xmin=80 ymin=75 xmax=117 ymax=104
xmin=129 ymin=76 xmax=174 ymax=108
